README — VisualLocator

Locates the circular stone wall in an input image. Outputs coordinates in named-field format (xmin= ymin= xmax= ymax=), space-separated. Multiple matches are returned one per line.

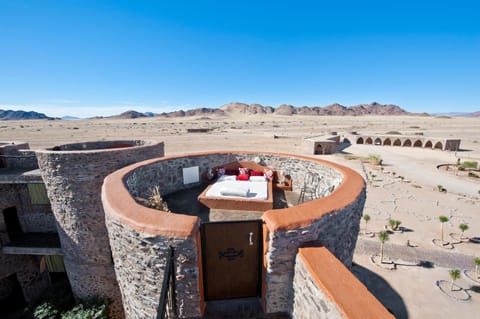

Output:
xmin=102 ymin=151 xmax=366 ymax=318
xmin=36 ymin=140 xmax=164 ymax=319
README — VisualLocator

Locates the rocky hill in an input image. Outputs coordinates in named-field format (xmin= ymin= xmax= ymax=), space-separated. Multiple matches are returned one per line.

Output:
xmin=156 ymin=102 xmax=415 ymax=117
xmin=0 ymin=109 xmax=52 ymax=120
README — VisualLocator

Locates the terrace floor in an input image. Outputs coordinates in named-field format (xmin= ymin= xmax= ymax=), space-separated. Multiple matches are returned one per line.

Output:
xmin=163 ymin=183 xmax=304 ymax=223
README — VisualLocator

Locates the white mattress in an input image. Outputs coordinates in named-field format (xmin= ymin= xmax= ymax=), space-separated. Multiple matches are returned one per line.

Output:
xmin=205 ymin=177 xmax=268 ymax=200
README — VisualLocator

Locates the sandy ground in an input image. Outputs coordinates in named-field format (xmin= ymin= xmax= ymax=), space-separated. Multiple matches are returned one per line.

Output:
xmin=1 ymin=114 xmax=480 ymax=318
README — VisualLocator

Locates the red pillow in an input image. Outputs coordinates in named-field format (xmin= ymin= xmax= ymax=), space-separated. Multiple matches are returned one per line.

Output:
xmin=250 ymin=170 xmax=264 ymax=176
xmin=237 ymin=174 xmax=249 ymax=181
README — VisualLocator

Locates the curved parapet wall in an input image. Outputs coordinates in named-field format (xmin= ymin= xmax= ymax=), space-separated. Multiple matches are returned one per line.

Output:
xmin=35 ymin=140 xmax=164 ymax=319
xmin=102 ymin=151 xmax=365 ymax=318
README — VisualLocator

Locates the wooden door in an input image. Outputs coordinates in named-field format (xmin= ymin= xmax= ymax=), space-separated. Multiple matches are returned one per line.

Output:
xmin=202 ymin=220 xmax=262 ymax=300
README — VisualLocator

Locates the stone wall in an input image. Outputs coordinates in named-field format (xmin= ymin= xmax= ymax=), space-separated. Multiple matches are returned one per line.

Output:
xmin=105 ymin=214 xmax=202 ymax=319
xmin=292 ymin=251 xmax=343 ymax=319
xmin=292 ymin=247 xmax=394 ymax=319
xmin=0 ymin=143 xmax=38 ymax=170
xmin=106 ymin=151 xmax=361 ymax=318
xmin=36 ymin=140 xmax=164 ymax=318
xmin=263 ymin=190 xmax=365 ymax=314
xmin=125 ymin=152 xmax=342 ymax=200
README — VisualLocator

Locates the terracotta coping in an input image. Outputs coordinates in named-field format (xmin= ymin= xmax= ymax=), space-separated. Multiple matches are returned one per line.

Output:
xmin=102 ymin=151 xmax=363 ymax=237
xmin=262 ymin=154 xmax=364 ymax=231
xmin=102 ymin=156 xmax=200 ymax=238
xmin=298 ymin=247 xmax=394 ymax=319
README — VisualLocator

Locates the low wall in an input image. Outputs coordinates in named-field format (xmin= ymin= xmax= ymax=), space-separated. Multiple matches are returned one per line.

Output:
xmin=292 ymin=247 xmax=394 ymax=319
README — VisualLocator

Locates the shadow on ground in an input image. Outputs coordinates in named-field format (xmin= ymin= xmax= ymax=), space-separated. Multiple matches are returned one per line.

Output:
xmin=352 ymin=263 xmax=409 ymax=319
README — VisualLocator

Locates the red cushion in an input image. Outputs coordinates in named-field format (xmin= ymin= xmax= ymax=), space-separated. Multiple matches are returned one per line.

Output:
xmin=237 ymin=174 xmax=249 ymax=181
xmin=250 ymin=171 xmax=264 ymax=176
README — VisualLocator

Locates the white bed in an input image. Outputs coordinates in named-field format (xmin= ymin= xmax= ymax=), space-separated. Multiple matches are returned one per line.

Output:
xmin=197 ymin=164 xmax=274 ymax=211
xmin=205 ymin=175 xmax=268 ymax=200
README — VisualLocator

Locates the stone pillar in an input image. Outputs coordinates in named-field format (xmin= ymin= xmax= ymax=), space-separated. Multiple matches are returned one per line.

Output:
xmin=36 ymin=140 xmax=164 ymax=318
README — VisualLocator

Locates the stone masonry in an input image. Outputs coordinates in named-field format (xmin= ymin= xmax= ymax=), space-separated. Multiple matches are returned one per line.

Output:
xmin=110 ymin=151 xmax=362 ymax=318
xmin=35 ymin=140 xmax=164 ymax=318
xmin=292 ymin=252 xmax=343 ymax=319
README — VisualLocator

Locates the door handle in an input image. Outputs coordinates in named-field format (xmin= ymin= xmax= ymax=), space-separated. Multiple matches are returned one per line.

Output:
xmin=249 ymin=232 xmax=254 ymax=246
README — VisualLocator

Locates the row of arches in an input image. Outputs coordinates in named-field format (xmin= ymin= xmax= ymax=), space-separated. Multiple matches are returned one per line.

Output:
xmin=356 ymin=137 xmax=444 ymax=149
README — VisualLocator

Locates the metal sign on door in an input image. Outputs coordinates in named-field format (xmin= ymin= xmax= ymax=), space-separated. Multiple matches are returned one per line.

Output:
xmin=201 ymin=220 xmax=262 ymax=300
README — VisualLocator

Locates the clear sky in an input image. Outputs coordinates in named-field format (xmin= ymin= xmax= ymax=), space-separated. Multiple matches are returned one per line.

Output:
xmin=0 ymin=0 xmax=479 ymax=117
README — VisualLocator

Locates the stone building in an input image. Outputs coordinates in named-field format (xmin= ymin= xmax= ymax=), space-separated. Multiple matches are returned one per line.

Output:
xmin=350 ymin=134 xmax=461 ymax=151
xmin=303 ymin=134 xmax=341 ymax=155
xmin=1 ymin=141 xmax=394 ymax=318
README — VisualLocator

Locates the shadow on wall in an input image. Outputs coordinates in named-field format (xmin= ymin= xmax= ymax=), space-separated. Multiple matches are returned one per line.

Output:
xmin=351 ymin=263 xmax=408 ymax=319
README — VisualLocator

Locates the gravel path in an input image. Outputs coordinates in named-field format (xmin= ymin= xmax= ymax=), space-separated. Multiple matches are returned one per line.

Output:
xmin=355 ymin=237 xmax=477 ymax=270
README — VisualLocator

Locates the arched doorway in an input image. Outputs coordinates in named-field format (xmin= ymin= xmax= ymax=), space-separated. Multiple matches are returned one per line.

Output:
xmin=413 ymin=140 xmax=422 ymax=147
xmin=374 ymin=138 xmax=382 ymax=145
xmin=403 ymin=139 xmax=412 ymax=147
xmin=315 ymin=143 xmax=323 ymax=155
xmin=424 ymin=141 xmax=433 ymax=148
xmin=365 ymin=137 xmax=373 ymax=145
xmin=356 ymin=137 xmax=364 ymax=144
xmin=393 ymin=139 xmax=401 ymax=146
xmin=383 ymin=138 xmax=391 ymax=146
xmin=434 ymin=142 xmax=443 ymax=150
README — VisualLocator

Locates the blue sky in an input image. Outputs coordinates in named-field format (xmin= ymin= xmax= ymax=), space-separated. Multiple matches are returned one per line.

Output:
xmin=0 ymin=1 xmax=479 ymax=117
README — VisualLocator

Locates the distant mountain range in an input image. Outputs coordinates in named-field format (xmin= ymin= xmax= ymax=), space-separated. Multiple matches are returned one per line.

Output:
xmin=1 ymin=103 xmax=479 ymax=120
xmin=109 ymin=102 xmax=426 ymax=119
xmin=0 ymin=109 xmax=52 ymax=120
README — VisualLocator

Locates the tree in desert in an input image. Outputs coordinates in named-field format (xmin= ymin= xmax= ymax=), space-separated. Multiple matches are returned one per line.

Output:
xmin=459 ymin=223 xmax=469 ymax=239
xmin=449 ymin=269 xmax=461 ymax=291
xmin=475 ymin=257 xmax=480 ymax=279
xmin=439 ymin=215 xmax=449 ymax=243
xmin=378 ymin=230 xmax=389 ymax=263
xmin=363 ymin=214 xmax=371 ymax=235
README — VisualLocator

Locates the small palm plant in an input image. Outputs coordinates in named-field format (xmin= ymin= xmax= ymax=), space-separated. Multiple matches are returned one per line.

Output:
xmin=439 ymin=215 xmax=449 ymax=243
xmin=363 ymin=214 xmax=371 ymax=235
xmin=389 ymin=219 xmax=402 ymax=231
xmin=449 ymin=269 xmax=461 ymax=291
xmin=474 ymin=257 xmax=480 ymax=279
xmin=378 ymin=230 xmax=390 ymax=263
xmin=459 ymin=223 xmax=469 ymax=239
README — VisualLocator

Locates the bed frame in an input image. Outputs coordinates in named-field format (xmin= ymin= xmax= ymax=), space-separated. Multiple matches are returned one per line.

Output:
xmin=197 ymin=161 xmax=274 ymax=211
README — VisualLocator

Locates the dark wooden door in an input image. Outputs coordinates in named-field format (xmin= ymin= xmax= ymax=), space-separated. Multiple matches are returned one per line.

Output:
xmin=202 ymin=220 xmax=262 ymax=300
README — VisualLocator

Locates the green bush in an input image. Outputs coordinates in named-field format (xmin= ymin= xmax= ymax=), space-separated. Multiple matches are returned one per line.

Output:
xmin=61 ymin=302 xmax=107 ymax=319
xmin=34 ymin=302 xmax=60 ymax=319
xmin=461 ymin=161 xmax=478 ymax=169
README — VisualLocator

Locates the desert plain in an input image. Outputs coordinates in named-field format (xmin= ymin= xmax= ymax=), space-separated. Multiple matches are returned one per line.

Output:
xmin=1 ymin=114 xmax=480 ymax=319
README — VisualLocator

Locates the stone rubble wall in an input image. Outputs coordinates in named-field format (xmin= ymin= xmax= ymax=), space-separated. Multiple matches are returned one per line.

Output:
xmin=263 ymin=192 xmax=365 ymax=314
xmin=109 ymin=151 xmax=362 ymax=318
xmin=0 ymin=143 xmax=38 ymax=169
xmin=105 ymin=214 xmax=202 ymax=319
xmin=292 ymin=252 xmax=343 ymax=319
xmin=126 ymin=152 xmax=342 ymax=200
xmin=36 ymin=140 xmax=164 ymax=319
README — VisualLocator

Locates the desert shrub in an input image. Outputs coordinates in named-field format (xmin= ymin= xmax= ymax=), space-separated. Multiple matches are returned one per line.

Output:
xmin=367 ymin=154 xmax=382 ymax=165
xmin=33 ymin=280 xmax=74 ymax=319
xmin=389 ymin=219 xmax=402 ymax=231
xmin=386 ymin=131 xmax=402 ymax=135
xmin=461 ymin=161 xmax=478 ymax=169
xmin=61 ymin=301 xmax=107 ymax=319
xmin=34 ymin=302 xmax=60 ymax=319
xmin=468 ymin=172 xmax=479 ymax=178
